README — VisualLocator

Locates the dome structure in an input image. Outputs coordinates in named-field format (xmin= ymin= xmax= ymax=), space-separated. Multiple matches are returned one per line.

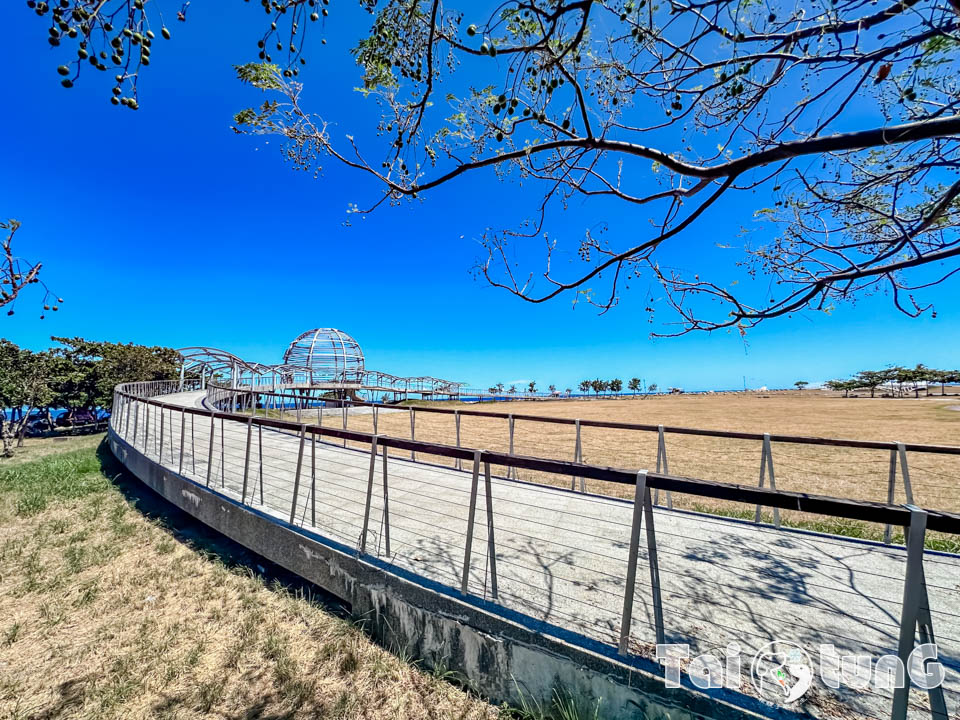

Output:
xmin=282 ymin=328 xmax=365 ymax=385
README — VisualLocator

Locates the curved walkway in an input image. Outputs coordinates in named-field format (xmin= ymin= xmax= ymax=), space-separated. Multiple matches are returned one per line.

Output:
xmin=122 ymin=391 xmax=959 ymax=720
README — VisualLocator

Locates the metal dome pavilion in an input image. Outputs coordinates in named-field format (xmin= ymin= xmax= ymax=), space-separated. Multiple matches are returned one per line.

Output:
xmin=176 ymin=328 xmax=465 ymax=400
xmin=282 ymin=328 xmax=365 ymax=385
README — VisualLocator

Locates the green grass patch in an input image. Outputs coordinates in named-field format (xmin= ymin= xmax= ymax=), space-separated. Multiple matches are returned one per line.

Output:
xmin=0 ymin=446 xmax=111 ymax=516
xmin=688 ymin=502 xmax=960 ymax=553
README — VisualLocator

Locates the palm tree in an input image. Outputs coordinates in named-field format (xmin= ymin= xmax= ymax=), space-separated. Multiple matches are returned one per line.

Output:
xmin=628 ymin=377 xmax=641 ymax=394
xmin=578 ymin=380 xmax=591 ymax=395
xmin=564 ymin=387 xmax=572 ymax=396
xmin=610 ymin=378 xmax=623 ymax=395
xmin=648 ymin=383 xmax=658 ymax=394
xmin=508 ymin=384 xmax=517 ymax=394
xmin=496 ymin=382 xmax=504 ymax=394
xmin=548 ymin=384 xmax=557 ymax=395
xmin=528 ymin=381 xmax=537 ymax=394
xmin=590 ymin=378 xmax=604 ymax=396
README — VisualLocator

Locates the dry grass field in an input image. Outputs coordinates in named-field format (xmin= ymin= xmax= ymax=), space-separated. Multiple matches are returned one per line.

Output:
xmin=307 ymin=391 xmax=960 ymax=549
xmin=0 ymin=439 xmax=501 ymax=720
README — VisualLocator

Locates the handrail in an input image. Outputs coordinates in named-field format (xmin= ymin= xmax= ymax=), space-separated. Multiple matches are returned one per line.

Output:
xmin=115 ymin=381 xmax=960 ymax=536
xmin=208 ymin=380 xmax=960 ymax=456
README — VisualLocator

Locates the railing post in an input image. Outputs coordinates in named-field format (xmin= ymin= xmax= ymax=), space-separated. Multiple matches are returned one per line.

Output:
xmin=381 ymin=443 xmax=391 ymax=557
xmin=573 ymin=419 xmax=583 ymax=491
xmin=178 ymin=410 xmax=186 ymax=475
xmin=205 ymin=411 xmax=216 ymax=487
xmin=885 ymin=447 xmax=898 ymax=544
xmin=166 ymin=406 xmax=173 ymax=462
xmin=144 ymin=403 xmax=151 ymax=457
xmin=257 ymin=423 xmax=264 ymax=503
xmin=754 ymin=433 xmax=780 ymax=527
xmin=455 ymin=410 xmax=462 ymax=471
xmin=132 ymin=402 xmax=140 ymax=448
xmin=654 ymin=425 xmax=673 ymax=509
xmin=190 ymin=413 xmax=196 ymax=474
xmin=372 ymin=403 xmax=378 ymax=435
xmin=897 ymin=442 xmax=915 ymax=504
xmin=342 ymin=403 xmax=348 ymax=449
xmin=891 ymin=506 xmax=948 ymax=720
xmin=508 ymin=414 xmax=516 ymax=480
xmin=409 ymin=407 xmax=416 ymax=460
xmin=643 ymin=481 xmax=666 ymax=645
xmin=619 ymin=470 xmax=648 ymax=655
xmin=241 ymin=418 xmax=253 ymax=504
xmin=360 ymin=435 xmax=380 ymax=554
xmin=310 ymin=432 xmax=317 ymax=527
xmin=483 ymin=460 xmax=499 ymax=601
xmin=289 ymin=424 xmax=307 ymax=525
xmin=461 ymin=450 xmax=482 ymax=595
xmin=220 ymin=418 xmax=226 ymax=488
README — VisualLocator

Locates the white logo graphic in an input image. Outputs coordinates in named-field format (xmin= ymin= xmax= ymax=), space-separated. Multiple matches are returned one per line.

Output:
xmin=657 ymin=640 xmax=943 ymax=701
xmin=751 ymin=641 xmax=814 ymax=703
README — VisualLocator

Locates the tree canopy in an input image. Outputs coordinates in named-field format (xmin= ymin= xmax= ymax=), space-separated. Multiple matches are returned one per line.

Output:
xmin=827 ymin=363 xmax=960 ymax=397
xmin=0 ymin=337 xmax=180 ymax=454
xmin=26 ymin=0 xmax=960 ymax=335
xmin=51 ymin=336 xmax=181 ymax=410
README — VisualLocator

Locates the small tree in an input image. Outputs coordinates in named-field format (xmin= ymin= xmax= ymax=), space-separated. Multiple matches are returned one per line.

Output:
xmin=610 ymin=378 xmax=623 ymax=395
xmin=794 ymin=381 xmax=809 ymax=393
xmin=0 ymin=341 xmax=59 ymax=455
xmin=928 ymin=369 xmax=960 ymax=396
xmin=825 ymin=379 xmax=858 ymax=398
xmin=892 ymin=364 xmax=929 ymax=398
xmin=628 ymin=378 xmax=641 ymax=394
xmin=853 ymin=370 xmax=887 ymax=398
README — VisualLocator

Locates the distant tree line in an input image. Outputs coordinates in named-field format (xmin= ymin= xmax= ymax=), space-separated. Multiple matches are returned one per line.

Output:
xmin=484 ymin=378 xmax=661 ymax=397
xmin=824 ymin=365 xmax=960 ymax=399
xmin=0 ymin=337 xmax=179 ymax=456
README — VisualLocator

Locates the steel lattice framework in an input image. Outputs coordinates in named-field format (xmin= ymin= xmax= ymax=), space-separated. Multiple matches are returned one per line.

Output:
xmin=282 ymin=328 xmax=365 ymax=385
xmin=177 ymin=328 xmax=465 ymax=398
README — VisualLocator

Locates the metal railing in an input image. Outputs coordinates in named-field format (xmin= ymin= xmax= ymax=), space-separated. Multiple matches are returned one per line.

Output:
xmin=112 ymin=380 xmax=960 ymax=720
xmin=203 ymin=381 xmax=960 ymax=545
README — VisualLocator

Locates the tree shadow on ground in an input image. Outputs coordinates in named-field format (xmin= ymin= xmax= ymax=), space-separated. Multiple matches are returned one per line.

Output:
xmin=94 ymin=439 xmax=348 ymax=617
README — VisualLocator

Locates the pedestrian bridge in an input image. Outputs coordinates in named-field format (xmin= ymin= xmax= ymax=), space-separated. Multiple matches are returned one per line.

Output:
xmin=108 ymin=380 xmax=960 ymax=720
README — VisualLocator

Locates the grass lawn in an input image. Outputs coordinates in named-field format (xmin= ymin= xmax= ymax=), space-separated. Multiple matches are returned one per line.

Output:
xmin=0 ymin=436 xmax=505 ymax=720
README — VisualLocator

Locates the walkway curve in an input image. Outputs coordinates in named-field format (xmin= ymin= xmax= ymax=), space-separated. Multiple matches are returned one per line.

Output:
xmin=113 ymin=388 xmax=960 ymax=720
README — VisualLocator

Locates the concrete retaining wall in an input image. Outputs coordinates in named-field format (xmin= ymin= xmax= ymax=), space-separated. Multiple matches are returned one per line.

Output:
xmin=108 ymin=429 xmax=788 ymax=720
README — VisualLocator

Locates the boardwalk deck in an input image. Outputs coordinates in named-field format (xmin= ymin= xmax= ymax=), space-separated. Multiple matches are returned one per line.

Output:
xmin=121 ymin=391 xmax=960 ymax=720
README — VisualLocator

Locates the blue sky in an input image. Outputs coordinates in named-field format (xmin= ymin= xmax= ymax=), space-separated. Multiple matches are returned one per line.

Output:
xmin=2 ymin=3 xmax=958 ymax=391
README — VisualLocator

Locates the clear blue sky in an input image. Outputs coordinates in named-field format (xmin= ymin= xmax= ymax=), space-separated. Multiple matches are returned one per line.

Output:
xmin=2 ymin=3 xmax=958 ymax=391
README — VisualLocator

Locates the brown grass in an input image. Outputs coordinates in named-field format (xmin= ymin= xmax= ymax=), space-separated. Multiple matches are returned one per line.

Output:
xmin=0 ymin=441 xmax=499 ymax=720
xmin=316 ymin=392 xmax=960 ymax=549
